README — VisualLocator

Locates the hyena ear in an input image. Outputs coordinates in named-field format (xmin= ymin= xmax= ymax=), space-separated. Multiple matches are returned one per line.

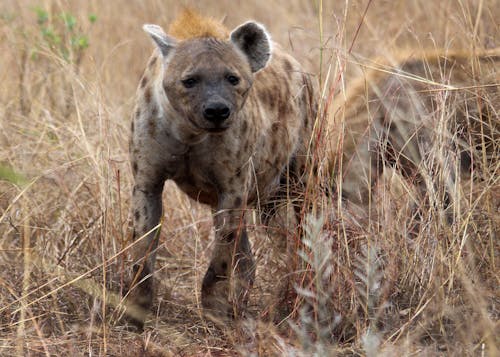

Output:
xmin=143 ymin=24 xmax=177 ymax=57
xmin=230 ymin=21 xmax=271 ymax=72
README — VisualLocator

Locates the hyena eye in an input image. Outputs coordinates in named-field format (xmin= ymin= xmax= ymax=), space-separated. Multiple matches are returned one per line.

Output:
xmin=226 ymin=75 xmax=240 ymax=86
xmin=181 ymin=77 xmax=198 ymax=88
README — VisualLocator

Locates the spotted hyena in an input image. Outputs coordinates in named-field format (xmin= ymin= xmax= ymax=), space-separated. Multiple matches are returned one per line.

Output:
xmin=125 ymin=10 xmax=316 ymax=329
xmin=327 ymin=49 xmax=499 ymax=206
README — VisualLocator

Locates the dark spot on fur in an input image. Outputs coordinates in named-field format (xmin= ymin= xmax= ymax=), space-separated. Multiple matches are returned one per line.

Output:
xmin=271 ymin=122 xmax=279 ymax=132
xmin=206 ymin=170 xmax=223 ymax=195
xmin=271 ymin=138 xmax=278 ymax=152
xmin=143 ymin=205 xmax=148 ymax=216
xmin=140 ymin=75 xmax=148 ymax=88
xmin=132 ymin=161 xmax=138 ymax=175
xmin=144 ymin=87 xmax=152 ymax=104
xmin=283 ymin=58 xmax=293 ymax=74
xmin=151 ymin=105 xmax=158 ymax=117
xmin=242 ymin=138 xmax=250 ymax=151
xmin=234 ymin=196 xmax=242 ymax=207
xmin=148 ymin=118 xmax=156 ymax=137
xmin=235 ymin=168 xmax=242 ymax=177
xmin=221 ymin=261 xmax=228 ymax=271
xmin=241 ymin=120 xmax=248 ymax=134
xmin=134 ymin=209 xmax=140 ymax=222
xmin=131 ymin=120 xmax=135 ymax=133
xmin=265 ymin=90 xmax=275 ymax=109
xmin=135 ymin=108 xmax=141 ymax=119
xmin=278 ymin=102 xmax=289 ymax=118
xmin=259 ymin=90 xmax=269 ymax=106
xmin=149 ymin=56 xmax=157 ymax=68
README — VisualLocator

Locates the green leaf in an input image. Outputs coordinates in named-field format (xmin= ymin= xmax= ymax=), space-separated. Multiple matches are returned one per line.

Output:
xmin=71 ymin=35 xmax=89 ymax=50
xmin=30 ymin=49 xmax=39 ymax=61
xmin=88 ymin=13 xmax=97 ymax=24
xmin=0 ymin=164 xmax=28 ymax=186
xmin=34 ymin=7 xmax=48 ymax=25
xmin=41 ymin=26 xmax=60 ymax=45
xmin=60 ymin=13 xmax=76 ymax=31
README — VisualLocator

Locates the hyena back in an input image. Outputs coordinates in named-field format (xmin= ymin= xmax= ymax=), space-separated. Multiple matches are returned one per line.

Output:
xmin=126 ymin=11 xmax=316 ymax=329
xmin=329 ymin=49 xmax=499 ymax=204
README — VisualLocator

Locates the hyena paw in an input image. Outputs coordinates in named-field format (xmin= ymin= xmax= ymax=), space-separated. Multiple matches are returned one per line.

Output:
xmin=201 ymin=266 xmax=234 ymax=319
xmin=201 ymin=266 xmax=252 ymax=320
xmin=121 ymin=272 xmax=154 ymax=331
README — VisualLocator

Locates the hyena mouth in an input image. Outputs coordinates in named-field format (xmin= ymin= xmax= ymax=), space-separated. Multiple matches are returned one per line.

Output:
xmin=186 ymin=115 xmax=228 ymax=133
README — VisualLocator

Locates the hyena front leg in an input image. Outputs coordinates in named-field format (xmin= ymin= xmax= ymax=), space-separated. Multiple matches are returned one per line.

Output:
xmin=124 ymin=180 xmax=163 ymax=330
xmin=202 ymin=194 xmax=255 ymax=318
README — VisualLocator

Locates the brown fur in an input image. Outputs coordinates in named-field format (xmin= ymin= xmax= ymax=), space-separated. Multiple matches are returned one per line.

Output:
xmin=125 ymin=10 xmax=317 ymax=329
xmin=328 ymin=48 xmax=499 ymax=204
xmin=168 ymin=8 xmax=229 ymax=40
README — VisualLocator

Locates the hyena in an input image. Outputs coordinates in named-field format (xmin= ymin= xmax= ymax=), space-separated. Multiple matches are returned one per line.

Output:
xmin=327 ymin=49 xmax=499 ymax=206
xmin=126 ymin=10 xmax=316 ymax=329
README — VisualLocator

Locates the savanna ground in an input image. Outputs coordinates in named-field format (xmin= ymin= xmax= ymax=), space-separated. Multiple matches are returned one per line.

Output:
xmin=0 ymin=0 xmax=498 ymax=355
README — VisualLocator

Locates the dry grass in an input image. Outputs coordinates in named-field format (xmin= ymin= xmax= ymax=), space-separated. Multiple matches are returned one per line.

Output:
xmin=0 ymin=0 xmax=498 ymax=355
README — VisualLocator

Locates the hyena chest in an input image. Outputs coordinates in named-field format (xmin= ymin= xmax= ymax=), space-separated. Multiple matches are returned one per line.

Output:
xmin=170 ymin=154 xmax=219 ymax=206
xmin=169 ymin=144 xmax=245 ymax=207
xmin=167 ymin=128 xmax=295 ymax=207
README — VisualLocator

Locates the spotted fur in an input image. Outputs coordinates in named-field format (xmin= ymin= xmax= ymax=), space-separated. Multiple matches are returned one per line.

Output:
xmin=327 ymin=49 xmax=499 ymax=204
xmin=125 ymin=10 xmax=317 ymax=329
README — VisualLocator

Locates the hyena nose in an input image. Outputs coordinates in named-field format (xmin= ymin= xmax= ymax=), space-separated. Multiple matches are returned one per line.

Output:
xmin=203 ymin=103 xmax=231 ymax=123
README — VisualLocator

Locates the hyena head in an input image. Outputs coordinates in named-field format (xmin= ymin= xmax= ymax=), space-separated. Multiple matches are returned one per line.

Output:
xmin=143 ymin=22 xmax=271 ymax=134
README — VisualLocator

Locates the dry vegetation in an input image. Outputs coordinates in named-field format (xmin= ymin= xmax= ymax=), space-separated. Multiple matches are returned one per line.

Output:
xmin=0 ymin=0 xmax=498 ymax=355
